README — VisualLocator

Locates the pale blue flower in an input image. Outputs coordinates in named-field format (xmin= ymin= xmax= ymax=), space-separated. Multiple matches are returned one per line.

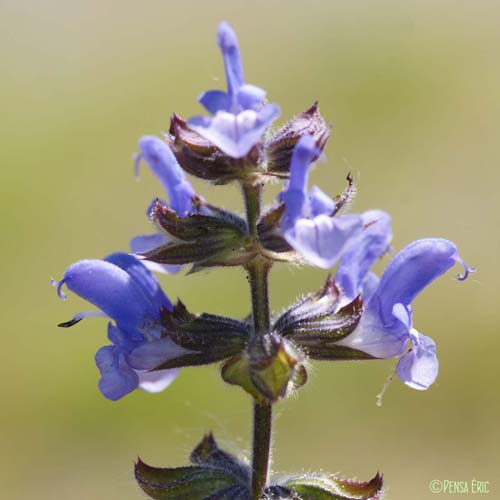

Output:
xmin=132 ymin=135 xmax=198 ymax=273
xmin=53 ymin=253 xmax=186 ymax=400
xmin=336 ymin=238 xmax=474 ymax=390
xmin=188 ymin=22 xmax=280 ymax=158
xmin=280 ymin=135 xmax=366 ymax=268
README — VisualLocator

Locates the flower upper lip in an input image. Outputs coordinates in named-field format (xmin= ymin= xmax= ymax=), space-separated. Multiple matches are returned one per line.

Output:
xmin=187 ymin=22 xmax=280 ymax=158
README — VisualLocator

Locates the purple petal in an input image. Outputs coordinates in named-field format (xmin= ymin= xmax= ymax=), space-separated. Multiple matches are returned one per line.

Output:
xmin=61 ymin=259 xmax=157 ymax=332
xmin=279 ymin=189 xmax=307 ymax=223
xmin=137 ymin=368 xmax=180 ymax=393
xmin=130 ymin=233 xmax=169 ymax=253
xmin=396 ymin=331 xmax=438 ymax=390
xmin=217 ymin=21 xmax=244 ymax=96
xmin=370 ymin=238 xmax=467 ymax=328
xmin=336 ymin=306 xmax=408 ymax=358
xmin=284 ymin=213 xmax=364 ymax=269
xmin=130 ymin=234 xmax=182 ymax=274
xmin=286 ymin=135 xmax=321 ymax=194
xmin=199 ymin=90 xmax=230 ymax=114
xmin=95 ymin=346 xmax=139 ymax=401
xmin=107 ymin=322 xmax=143 ymax=349
xmin=236 ymin=84 xmax=266 ymax=110
xmin=128 ymin=337 xmax=193 ymax=371
xmin=136 ymin=136 xmax=195 ymax=216
xmin=361 ymin=272 xmax=380 ymax=302
xmin=280 ymin=136 xmax=330 ymax=224
xmin=188 ymin=104 xmax=280 ymax=158
xmin=309 ymin=185 xmax=335 ymax=217
xmin=336 ymin=210 xmax=392 ymax=301
xmin=104 ymin=253 xmax=172 ymax=315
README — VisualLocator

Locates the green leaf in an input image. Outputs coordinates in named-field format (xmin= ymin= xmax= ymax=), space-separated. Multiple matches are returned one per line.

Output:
xmin=135 ymin=433 xmax=251 ymax=500
xmin=190 ymin=433 xmax=250 ymax=483
xmin=264 ymin=485 xmax=299 ymax=499
xmin=135 ymin=461 xmax=236 ymax=500
xmin=279 ymin=472 xmax=383 ymax=500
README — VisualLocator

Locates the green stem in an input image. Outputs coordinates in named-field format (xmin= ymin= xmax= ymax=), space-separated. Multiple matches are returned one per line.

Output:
xmin=248 ymin=259 xmax=271 ymax=337
xmin=242 ymin=182 xmax=273 ymax=500
xmin=242 ymin=182 xmax=261 ymax=238
xmin=251 ymin=400 xmax=273 ymax=500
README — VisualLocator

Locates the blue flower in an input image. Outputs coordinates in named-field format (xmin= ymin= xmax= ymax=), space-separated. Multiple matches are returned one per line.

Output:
xmin=53 ymin=253 xmax=188 ymax=400
xmin=336 ymin=209 xmax=393 ymax=301
xmin=132 ymin=135 xmax=200 ymax=273
xmin=336 ymin=238 xmax=474 ymax=390
xmin=280 ymin=135 xmax=370 ymax=268
xmin=135 ymin=136 xmax=197 ymax=217
xmin=188 ymin=21 xmax=280 ymax=158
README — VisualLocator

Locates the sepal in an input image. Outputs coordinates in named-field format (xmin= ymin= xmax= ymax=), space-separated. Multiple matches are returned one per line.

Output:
xmin=149 ymin=301 xmax=249 ymax=370
xmin=266 ymin=102 xmax=331 ymax=176
xmin=332 ymin=173 xmax=357 ymax=217
xmin=167 ymin=113 xmax=262 ymax=184
xmin=135 ymin=433 xmax=250 ymax=500
xmin=270 ymin=472 xmax=384 ymax=500
xmin=142 ymin=199 xmax=256 ymax=271
xmin=274 ymin=276 xmax=372 ymax=361
xmin=257 ymin=203 xmax=295 ymax=256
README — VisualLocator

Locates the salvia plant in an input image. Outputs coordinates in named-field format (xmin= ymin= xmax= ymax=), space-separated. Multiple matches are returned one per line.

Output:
xmin=53 ymin=22 xmax=474 ymax=500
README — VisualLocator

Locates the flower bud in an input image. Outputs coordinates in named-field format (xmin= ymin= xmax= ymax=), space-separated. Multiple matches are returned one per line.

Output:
xmin=221 ymin=334 xmax=306 ymax=402
xmin=266 ymin=102 xmax=331 ymax=176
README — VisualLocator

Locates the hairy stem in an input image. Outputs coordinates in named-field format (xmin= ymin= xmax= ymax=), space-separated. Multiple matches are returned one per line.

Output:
xmin=251 ymin=400 xmax=273 ymax=500
xmin=243 ymin=182 xmax=261 ymax=238
xmin=242 ymin=182 xmax=273 ymax=500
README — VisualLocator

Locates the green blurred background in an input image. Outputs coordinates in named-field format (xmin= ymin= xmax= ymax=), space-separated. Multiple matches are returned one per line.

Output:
xmin=1 ymin=0 xmax=498 ymax=498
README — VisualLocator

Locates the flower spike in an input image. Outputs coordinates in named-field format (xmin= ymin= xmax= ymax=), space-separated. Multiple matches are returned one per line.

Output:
xmin=51 ymin=20 xmax=475 ymax=497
